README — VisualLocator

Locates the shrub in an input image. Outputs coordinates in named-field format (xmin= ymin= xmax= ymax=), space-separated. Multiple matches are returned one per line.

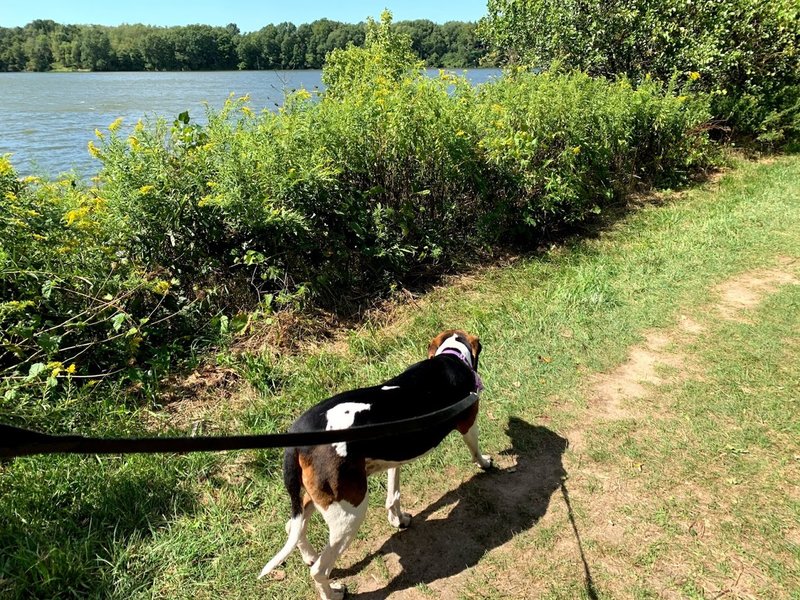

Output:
xmin=1 ymin=12 xmax=717 ymax=389
xmin=479 ymin=0 xmax=800 ymax=145
xmin=0 ymin=154 xmax=198 ymax=391
xmin=472 ymin=70 xmax=713 ymax=238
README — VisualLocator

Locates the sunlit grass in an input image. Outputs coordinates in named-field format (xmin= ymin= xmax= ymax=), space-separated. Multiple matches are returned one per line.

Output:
xmin=1 ymin=156 xmax=799 ymax=598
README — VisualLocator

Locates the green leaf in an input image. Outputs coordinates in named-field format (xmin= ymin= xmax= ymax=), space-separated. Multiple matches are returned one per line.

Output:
xmin=28 ymin=362 xmax=46 ymax=379
xmin=230 ymin=313 xmax=250 ymax=334
xmin=41 ymin=280 xmax=56 ymax=300
xmin=36 ymin=333 xmax=61 ymax=353
xmin=111 ymin=313 xmax=126 ymax=332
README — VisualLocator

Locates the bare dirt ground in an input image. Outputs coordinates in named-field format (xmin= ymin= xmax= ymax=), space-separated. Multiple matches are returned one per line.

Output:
xmin=342 ymin=257 xmax=800 ymax=599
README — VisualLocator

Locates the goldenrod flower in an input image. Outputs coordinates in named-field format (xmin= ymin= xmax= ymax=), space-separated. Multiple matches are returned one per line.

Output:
xmin=151 ymin=280 xmax=170 ymax=295
xmin=109 ymin=117 xmax=124 ymax=132
xmin=689 ymin=71 xmax=701 ymax=81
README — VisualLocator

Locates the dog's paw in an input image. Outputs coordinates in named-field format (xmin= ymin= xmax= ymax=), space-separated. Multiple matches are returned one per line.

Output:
xmin=388 ymin=510 xmax=412 ymax=529
xmin=477 ymin=455 xmax=493 ymax=470
xmin=328 ymin=582 xmax=347 ymax=600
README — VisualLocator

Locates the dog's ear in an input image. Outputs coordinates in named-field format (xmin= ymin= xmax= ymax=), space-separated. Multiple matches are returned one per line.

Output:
xmin=467 ymin=334 xmax=482 ymax=370
xmin=428 ymin=330 xmax=455 ymax=358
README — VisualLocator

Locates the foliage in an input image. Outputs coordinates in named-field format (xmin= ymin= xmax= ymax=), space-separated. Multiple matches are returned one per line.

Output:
xmin=472 ymin=70 xmax=713 ymax=236
xmin=0 ymin=155 xmax=202 ymax=394
xmin=0 ymin=12 xmax=715 ymax=394
xmin=323 ymin=11 xmax=424 ymax=97
xmin=479 ymin=0 xmax=800 ymax=144
xmin=0 ymin=18 xmax=491 ymax=72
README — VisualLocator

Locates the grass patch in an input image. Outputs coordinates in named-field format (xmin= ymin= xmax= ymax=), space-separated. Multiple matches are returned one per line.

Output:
xmin=1 ymin=155 xmax=799 ymax=598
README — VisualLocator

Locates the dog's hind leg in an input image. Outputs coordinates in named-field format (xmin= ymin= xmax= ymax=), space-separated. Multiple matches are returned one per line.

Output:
xmin=310 ymin=497 xmax=368 ymax=600
xmin=462 ymin=422 xmax=493 ymax=469
xmin=296 ymin=495 xmax=319 ymax=566
xmin=386 ymin=467 xmax=411 ymax=528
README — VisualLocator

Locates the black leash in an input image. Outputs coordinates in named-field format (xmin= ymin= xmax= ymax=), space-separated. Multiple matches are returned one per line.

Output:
xmin=0 ymin=393 xmax=478 ymax=458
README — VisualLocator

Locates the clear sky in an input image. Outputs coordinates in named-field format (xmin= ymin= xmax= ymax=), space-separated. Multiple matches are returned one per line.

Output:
xmin=1 ymin=1 xmax=489 ymax=32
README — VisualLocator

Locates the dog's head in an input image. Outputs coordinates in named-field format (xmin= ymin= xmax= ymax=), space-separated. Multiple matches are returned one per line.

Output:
xmin=427 ymin=330 xmax=482 ymax=370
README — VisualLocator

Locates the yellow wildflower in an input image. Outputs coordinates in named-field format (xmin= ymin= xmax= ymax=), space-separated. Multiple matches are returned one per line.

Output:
xmin=87 ymin=141 xmax=101 ymax=158
xmin=572 ymin=146 xmax=582 ymax=155
xmin=0 ymin=157 xmax=13 ymax=176
xmin=241 ymin=106 xmax=254 ymax=117
xmin=689 ymin=71 xmax=701 ymax=81
xmin=109 ymin=117 xmax=124 ymax=132
xmin=138 ymin=185 xmax=155 ymax=194
xmin=94 ymin=128 xmax=104 ymax=139
xmin=64 ymin=206 xmax=89 ymax=226
xmin=134 ymin=120 xmax=144 ymax=133
xmin=151 ymin=280 xmax=170 ymax=295
xmin=66 ymin=364 xmax=77 ymax=374
xmin=48 ymin=361 xmax=63 ymax=378
xmin=456 ymin=130 xmax=466 ymax=137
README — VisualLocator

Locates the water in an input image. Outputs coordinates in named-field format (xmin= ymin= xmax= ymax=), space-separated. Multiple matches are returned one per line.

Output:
xmin=0 ymin=69 xmax=501 ymax=177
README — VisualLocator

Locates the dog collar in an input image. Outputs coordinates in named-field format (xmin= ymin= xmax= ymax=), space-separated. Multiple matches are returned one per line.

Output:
xmin=437 ymin=347 xmax=484 ymax=392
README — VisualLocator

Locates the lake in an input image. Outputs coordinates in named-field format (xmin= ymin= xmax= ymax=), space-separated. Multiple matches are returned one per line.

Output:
xmin=0 ymin=69 xmax=501 ymax=177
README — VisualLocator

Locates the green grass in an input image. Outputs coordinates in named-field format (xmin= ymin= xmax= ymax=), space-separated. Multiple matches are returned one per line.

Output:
xmin=1 ymin=155 xmax=799 ymax=598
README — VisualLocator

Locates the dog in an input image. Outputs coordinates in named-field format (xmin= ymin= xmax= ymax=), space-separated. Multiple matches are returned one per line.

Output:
xmin=258 ymin=329 xmax=492 ymax=600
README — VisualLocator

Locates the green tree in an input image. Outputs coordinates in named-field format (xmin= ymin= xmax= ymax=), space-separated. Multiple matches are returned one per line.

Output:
xmin=79 ymin=26 xmax=113 ymax=70
xmin=479 ymin=0 xmax=800 ymax=143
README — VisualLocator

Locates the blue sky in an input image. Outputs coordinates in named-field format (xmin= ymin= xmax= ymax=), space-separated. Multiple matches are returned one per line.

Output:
xmin=1 ymin=1 xmax=489 ymax=32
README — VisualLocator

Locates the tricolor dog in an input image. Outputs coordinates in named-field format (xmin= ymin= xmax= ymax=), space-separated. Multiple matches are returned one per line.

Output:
xmin=259 ymin=330 xmax=491 ymax=600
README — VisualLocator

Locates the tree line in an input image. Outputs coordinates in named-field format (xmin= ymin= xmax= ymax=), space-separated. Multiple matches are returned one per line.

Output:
xmin=0 ymin=19 xmax=491 ymax=72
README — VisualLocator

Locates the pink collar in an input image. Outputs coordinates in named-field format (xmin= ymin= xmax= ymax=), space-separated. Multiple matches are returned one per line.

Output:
xmin=438 ymin=348 xmax=484 ymax=392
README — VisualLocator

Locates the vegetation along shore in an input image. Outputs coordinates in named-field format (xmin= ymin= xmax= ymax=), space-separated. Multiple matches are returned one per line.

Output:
xmin=1 ymin=2 xmax=799 ymax=597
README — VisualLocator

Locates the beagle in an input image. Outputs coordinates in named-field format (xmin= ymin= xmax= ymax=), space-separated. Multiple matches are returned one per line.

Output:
xmin=258 ymin=330 xmax=491 ymax=600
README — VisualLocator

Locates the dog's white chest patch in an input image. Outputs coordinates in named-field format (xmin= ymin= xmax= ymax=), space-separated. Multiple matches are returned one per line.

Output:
xmin=325 ymin=402 xmax=371 ymax=457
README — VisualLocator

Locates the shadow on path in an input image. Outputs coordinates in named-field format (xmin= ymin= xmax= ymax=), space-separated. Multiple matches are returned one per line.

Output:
xmin=340 ymin=417 xmax=572 ymax=598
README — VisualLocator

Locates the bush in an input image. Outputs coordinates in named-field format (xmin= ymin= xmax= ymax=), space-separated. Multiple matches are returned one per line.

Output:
xmin=0 ymin=154 xmax=202 ymax=393
xmin=479 ymin=0 xmax=800 ymax=145
xmin=472 ymin=70 xmax=713 ymax=237
xmin=0 ymin=12 xmax=717 ymax=390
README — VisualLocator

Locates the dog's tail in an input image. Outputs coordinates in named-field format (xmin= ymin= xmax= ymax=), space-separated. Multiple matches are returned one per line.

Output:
xmin=258 ymin=448 xmax=305 ymax=579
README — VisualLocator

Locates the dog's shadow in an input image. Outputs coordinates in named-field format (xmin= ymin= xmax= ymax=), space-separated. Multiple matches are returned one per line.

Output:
xmin=339 ymin=417 xmax=568 ymax=598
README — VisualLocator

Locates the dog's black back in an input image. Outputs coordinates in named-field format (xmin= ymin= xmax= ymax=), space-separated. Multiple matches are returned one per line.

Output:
xmin=288 ymin=354 xmax=477 ymax=462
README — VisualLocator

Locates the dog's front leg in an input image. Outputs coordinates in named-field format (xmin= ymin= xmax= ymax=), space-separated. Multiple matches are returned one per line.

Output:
xmin=385 ymin=467 xmax=411 ymax=528
xmin=462 ymin=422 xmax=493 ymax=469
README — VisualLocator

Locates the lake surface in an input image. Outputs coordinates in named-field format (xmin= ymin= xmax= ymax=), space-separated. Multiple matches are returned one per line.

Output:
xmin=0 ymin=69 xmax=501 ymax=177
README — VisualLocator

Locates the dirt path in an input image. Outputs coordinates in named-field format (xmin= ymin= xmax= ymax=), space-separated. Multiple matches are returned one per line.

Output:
xmin=345 ymin=257 xmax=799 ymax=599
